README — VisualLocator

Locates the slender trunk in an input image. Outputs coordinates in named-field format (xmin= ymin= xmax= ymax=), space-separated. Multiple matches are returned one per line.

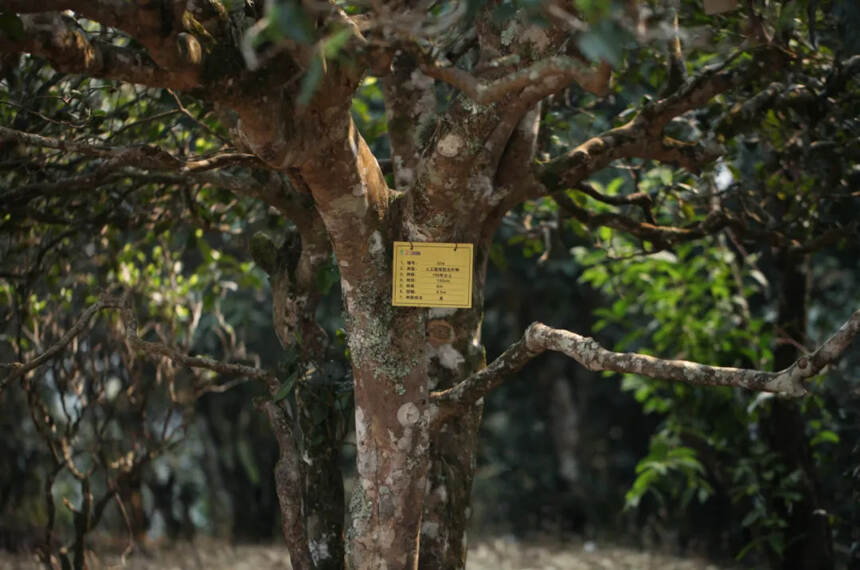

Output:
xmin=762 ymin=254 xmax=833 ymax=569
xmin=297 ymin=378 xmax=346 ymax=569
xmin=419 ymin=241 xmax=493 ymax=569
xmin=419 ymin=308 xmax=485 ymax=569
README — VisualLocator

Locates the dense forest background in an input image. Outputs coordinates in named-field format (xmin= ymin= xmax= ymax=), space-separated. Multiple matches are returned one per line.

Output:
xmin=1 ymin=0 xmax=859 ymax=568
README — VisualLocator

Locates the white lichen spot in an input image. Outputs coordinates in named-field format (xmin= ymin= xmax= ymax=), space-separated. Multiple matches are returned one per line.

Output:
xmin=396 ymin=166 xmax=415 ymax=188
xmin=435 ymin=344 xmax=465 ymax=371
xmin=409 ymin=69 xmax=434 ymax=90
xmin=355 ymin=407 xmax=368 ymax=444
xmin=500 ymin=22 xmax=519 ymax=46
xmin=468 ymin=174 xmax=494 ymax=199
xmin=396 ymin=402 xmax=420 ymax=426
xmin=522 ymin=25 xmax=550 ymax=51
xmin=379 ymin=526 xmax=396 ymax=549
xmin=309 ymin=538 xmax=331 ymax=563
xmin=396 ymin=428 xmax=413 ymax=451
xmin=422 ymin=521 xmax=440 ymax=539
xmin=341 ymin=280 xmax=354 ymax=311
xmin=436 ymin=133 xmax=464 ymax=158
xmin=434 ymin=485 xmax=448 ymax=502
xmin=405 ymin=220 xmax=431 ymax=242
xmin=428 ymin=307 xmax=457 ymax=318
xmin=353 ymin=182 xmax=367 ymax=196
xmin=368 ymin=231 xmax=385 ymax=256
xmin=357 ymin=447 xmax=378 ymax=479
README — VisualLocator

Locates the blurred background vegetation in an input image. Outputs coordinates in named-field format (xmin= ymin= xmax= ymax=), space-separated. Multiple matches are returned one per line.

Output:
xmin=1 ymin=0 xmax=859 ymax=568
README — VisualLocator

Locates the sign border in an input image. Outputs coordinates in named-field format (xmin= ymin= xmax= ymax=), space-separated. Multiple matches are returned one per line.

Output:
xmin=391 ymin=241 xmax=473 ymax=309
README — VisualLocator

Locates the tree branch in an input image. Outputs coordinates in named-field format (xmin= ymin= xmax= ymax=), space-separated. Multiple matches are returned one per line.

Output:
xmin=552 ymin=190 xmax=733 ymax=248
xmin=421 ymin=55 xmax=611 ymax=104
xmin=1 ymin=296 xmax=279 ymax=394
xmin=0 ymin=125 xmax=259 ymax=171
xmin=117 ymin=299 xmax=278 ymax=393
xmin=0 ymin=13 xmax=197 ymax=89
xmin=0 ymin=297 xmax=120 ymax=389
xmin=535 ymin=47 xmax=785 ymax=195
xmin=431 ymin=309 xmax=860 ymax=425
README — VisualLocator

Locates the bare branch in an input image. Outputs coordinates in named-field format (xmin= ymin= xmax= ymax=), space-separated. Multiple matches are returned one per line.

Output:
xmin=0 ymin=297 xmax=119 ymax=390
xmin=431 ymin=310 xmax=860 ymax=425
xmin=552 ymin=190 xmax=733 ymax=248
xmin=118 ymin=299 xmax=278 ymax=393
xmin=421 ymin=56 xmax=611 ymax=104
xmin=1 ymin=296 xmax=279 ymax=394
xmin=574 ymin=181 xmax=654 ymax=209
xmin=0 ymin=125 xmax=260 ymax=171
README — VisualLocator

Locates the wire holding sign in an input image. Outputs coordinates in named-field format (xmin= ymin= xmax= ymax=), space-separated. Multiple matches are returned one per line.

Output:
xmin=392 ymin=242 xmax=474 ymax=308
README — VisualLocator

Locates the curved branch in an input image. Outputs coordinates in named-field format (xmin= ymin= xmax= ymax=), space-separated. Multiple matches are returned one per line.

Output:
xmin=118 ymin=299 xmax=278 ymax=392
xmin=421 ymin=56 xmax=611 ymax=104
xmin=0 ymin=125 xmax=259 ymax=171
xmin=535 ymin=47 xmax=786 ymax=197
xmin=0 ymin=297 xmax=120 ymax=389
xmin=1 ymin=296 xmax=279 ymax=393
xmin=552 ymin=190 xmax=733 ymax=248
xmin=431 ymin=310 xmax=860 ymax=425
xmin=0 ymin=13 xmax=197 ymax=89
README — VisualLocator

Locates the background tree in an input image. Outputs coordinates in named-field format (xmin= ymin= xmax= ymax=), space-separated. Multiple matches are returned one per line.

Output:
xmin=1 ymin=1 xmax=858 ymax=569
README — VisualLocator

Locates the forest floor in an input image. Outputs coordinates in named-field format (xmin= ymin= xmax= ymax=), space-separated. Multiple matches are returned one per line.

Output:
xmin=0 ymin=536 xmax=732 ymax=570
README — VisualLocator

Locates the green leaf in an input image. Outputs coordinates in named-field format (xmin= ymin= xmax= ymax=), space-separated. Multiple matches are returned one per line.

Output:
xmin=323 ymin=27 xmax=352 ymax=60
xmin=272 ymin=0 xmax=316 ymax=44
xmin=272 ymin=371 xmax=298 ymax=402
xmin=810 ymin=430 xmax=839 ymax=446
xmin=237 ymin=439 xmax=261 ymax=484
xmin=576 ymin=21 xmax=623 ymax=67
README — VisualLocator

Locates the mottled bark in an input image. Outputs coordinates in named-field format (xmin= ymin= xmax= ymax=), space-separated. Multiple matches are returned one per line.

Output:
xmin=419 ymin=294 xmax=488 ymax=569
xmin=381 ymin=52 xmax=436 ymax=191
xmin=250 ymin=204 xmax=345 ymax=568
xmin=432 ymin=311 xmax=860 ymax=421
xmin=262 ymin=400 xmax=316 ymax=570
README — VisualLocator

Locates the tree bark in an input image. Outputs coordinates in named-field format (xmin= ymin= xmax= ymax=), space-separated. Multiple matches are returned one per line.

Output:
xmin=420 ymin=306 xmax=486 ymax=569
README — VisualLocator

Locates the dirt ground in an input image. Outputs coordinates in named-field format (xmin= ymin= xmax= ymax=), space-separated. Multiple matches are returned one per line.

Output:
xmin=0 ymin=537 xmax=730 ymax=570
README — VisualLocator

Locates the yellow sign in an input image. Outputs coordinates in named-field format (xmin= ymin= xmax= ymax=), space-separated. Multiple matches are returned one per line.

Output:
xmin=392 ymin=242 xmax=473 ymax=308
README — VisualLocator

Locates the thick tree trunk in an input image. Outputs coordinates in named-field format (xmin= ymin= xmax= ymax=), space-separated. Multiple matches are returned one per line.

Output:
xmin=762 ymin=255 xmax=833 ymax=569
xmin=345 ymin=305 xmax=431 ymax=570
